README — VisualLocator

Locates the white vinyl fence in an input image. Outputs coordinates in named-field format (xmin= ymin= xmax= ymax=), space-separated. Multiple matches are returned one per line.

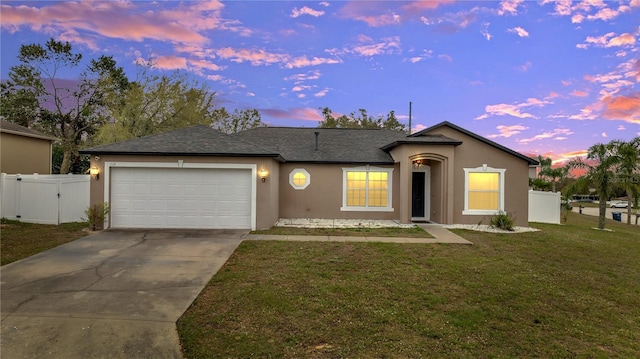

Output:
xmin=528 ymin=190 xmax=561 ymax=224
xmin=0 ymin=173 xmax=90 ymax=225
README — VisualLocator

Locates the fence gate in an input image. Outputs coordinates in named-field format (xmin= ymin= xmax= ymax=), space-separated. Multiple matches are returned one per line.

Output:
xmin=0 ymin=174 xmax=90 ymax=225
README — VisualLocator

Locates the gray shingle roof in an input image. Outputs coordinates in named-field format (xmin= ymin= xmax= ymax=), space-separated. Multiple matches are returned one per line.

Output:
xmin=79 ymin=122 xmax=535 ymax=165
xmin=80 ymin=125 xmax=280 ymax=158
xmin=231 ymin=127 xmax=407 ymax=163
xmin=0 ymin=120 xmax=57 ymax=141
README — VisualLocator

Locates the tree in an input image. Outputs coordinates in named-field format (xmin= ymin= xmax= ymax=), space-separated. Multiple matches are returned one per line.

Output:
xmin=1 ymin=38 xmax=128 ymax=173
xmin=536 ymin=155 xmax=569 ymax=192
xmin=212 ymin=108 xmax=265 ymax=134
xmin=318 ymin=107 xmax=406 ymax=132
xmin=613 ymin=137 xmax=640 ymax=225
xmin=93 ymin=64 xmax=215 ymax=145
xmin=565 ymin=141 xmax=620 ymax=230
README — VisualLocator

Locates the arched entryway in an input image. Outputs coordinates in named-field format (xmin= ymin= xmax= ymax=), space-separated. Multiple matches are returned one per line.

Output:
xmin=410 ymin=154 xmax=448 ymax=224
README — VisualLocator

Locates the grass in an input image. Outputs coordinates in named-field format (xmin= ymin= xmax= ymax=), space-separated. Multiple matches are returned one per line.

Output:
xmin=252 ymin=225 xmax=433 ymax=238
xmin=0 ymin=219 xmax=89 ymax=266
xmin=178 ymin=212 xmax=640 ymax=358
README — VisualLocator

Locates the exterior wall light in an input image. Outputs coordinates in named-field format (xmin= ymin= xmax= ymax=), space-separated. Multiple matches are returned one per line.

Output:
xmin=90 ymin=167 xmax=100 ymax=180
xmin=258 ymin=169 xmax=269 ymax=182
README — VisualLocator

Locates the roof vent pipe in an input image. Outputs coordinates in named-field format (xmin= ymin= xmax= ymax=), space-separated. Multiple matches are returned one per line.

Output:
xmin=315 ymin=131 xmax=319 ymax=150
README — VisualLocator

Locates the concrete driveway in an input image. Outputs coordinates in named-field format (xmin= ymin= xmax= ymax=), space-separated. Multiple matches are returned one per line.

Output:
xmin=1 ymin=229 xmax=246 ymax=359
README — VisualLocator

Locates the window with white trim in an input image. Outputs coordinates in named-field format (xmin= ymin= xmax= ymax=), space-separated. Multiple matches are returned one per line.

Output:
xmin=341 ymin=166 xmax=393 ymax=211
xmin=289 ymin=168 xmax=310 ymax=190
xmin=463 ymin=165 xmax=506 ymax=215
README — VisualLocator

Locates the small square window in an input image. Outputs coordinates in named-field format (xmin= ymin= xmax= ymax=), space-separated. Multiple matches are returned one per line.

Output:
xmin=289 ymin=168 xmax=310 ymax=190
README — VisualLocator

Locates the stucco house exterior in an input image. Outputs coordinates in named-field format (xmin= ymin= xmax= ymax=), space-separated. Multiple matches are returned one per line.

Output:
xmin=1 ymin=120 xmax=57 ymax=175
xmin=80 ymin=121 xmax=538 ymax=230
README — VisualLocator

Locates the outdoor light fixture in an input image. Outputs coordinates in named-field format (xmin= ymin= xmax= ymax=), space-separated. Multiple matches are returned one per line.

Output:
xmin=259 ymin=169 xmax=269 ymax=182
xmin=90 ymin=167 xmax=100 ymax=180
xmin=412 ymin=159 xmax=423 ymax=169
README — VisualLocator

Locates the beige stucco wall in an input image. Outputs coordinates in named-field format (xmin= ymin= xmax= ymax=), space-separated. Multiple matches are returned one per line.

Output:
xmin=88 ymin=155 xmax=280 ymax=230
xmin=426 ymin=127 xmax=531 ymax=227
xmin=278 ymin=163 xmax=400 ymax=220
xmin=0 ymin=133 xmax=53 ymax=174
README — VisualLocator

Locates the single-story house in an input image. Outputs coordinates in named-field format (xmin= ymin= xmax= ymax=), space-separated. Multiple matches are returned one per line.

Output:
xmin=1 ymin=120 xmax=57 ymax=175
xmin=80 ymin=121 xmax=538 ymax=230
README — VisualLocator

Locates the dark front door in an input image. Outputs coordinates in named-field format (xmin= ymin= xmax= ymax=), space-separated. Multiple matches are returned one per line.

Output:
xmin=412 ymin=172 xmax=425 ymax=218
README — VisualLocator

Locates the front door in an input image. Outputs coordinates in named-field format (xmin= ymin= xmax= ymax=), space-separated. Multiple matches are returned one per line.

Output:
xmin=412 ymin=172 xmax=425 ymax=218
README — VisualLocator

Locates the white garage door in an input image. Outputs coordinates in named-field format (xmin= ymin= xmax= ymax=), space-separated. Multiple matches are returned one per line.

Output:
xmin=110 ymin=167 xmax=253 ymax=229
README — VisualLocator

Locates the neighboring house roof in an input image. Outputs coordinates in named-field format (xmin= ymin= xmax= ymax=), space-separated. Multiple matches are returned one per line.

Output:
xmin=412 ymin=121 xmax=539 ymax=166
xmin=80 ymin=125 xmax=282 ymax=159
xmin=0 ymin=120 xmax=57 ymax=141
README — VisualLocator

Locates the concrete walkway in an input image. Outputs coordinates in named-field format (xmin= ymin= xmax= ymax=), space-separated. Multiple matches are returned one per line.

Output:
xmin=247 ymin=224 xmax=473 ymax=245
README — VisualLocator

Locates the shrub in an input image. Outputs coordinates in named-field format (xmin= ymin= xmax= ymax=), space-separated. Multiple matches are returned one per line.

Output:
xmin=490 ymin=211 xmax=515 ymax=231
xmin=84 ymin=202 xmax=110 ymax=231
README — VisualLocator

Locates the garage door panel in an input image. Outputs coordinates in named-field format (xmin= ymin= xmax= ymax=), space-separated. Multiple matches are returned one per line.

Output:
xmin=110 ymin=167 xmax=253 ymax=229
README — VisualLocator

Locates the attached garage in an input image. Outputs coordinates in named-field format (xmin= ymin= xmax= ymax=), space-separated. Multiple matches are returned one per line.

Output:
xmin=109 ymin=166 xmax=254 ymax=229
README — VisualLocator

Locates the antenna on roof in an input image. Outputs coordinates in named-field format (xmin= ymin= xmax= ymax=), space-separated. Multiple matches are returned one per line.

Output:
xmin=408 ymin=101 xmax=412 ymax=135
xmin=315 ymin=131 xmax=319 ymax=150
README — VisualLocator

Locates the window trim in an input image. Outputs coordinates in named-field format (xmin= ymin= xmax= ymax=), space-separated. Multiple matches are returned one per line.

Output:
xmin=463 ymin=165 xmax=506 ymax=215
xmin=289 ymin=168 xmax=310 ymax=190
xmin=341 ymin=166 xmax=394 ymax=212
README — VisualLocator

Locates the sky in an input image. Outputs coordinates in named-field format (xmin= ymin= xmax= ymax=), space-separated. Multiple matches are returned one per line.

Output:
xmin=1 ymin=0 xmax=639 ymax=165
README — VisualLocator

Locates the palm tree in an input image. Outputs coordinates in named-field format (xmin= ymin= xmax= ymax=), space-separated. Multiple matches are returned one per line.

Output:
xmin=537 ymin=155 xmax=569 ymax=193
xmin=614 ymin=137 xmax=640 ymax=225
xmin=565 ymin=141 xmax=619 ymax=230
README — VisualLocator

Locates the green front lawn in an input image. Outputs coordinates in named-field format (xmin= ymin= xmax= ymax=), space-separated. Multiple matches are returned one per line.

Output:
xmin=179 ymin=212 xmax=640 ymax=358
xmin=1 ymin=219 xmax=88 ymax=265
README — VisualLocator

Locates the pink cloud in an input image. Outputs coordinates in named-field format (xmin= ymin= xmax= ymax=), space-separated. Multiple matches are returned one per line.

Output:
xmin=152 ymin=56 xmax=188 ymax=70
xmin=607 ymin=33 xmax=636 ymax=47
xmin=602 ymin=93 xmax=640 ymax=124
xmin=518 ymin=61 xmax=533 ymax=72
xmin=290 ymin=6 xmax=325 ymax=18
xmin=314 ymin=88 xmax=329 ymax=97
xmin=411 ymin=124 xmax=427 ymax=134
xmin=476 ymin=97 xmax=551 ymax=120
xmin=570 ymin=89 xmax=589 ymax=97
xmin=487 ymin=124 xmax=529 ymax=139
xmin=260 ymin=107 xmax=323 ymax=121
xmin=284 ymin=70 xmax=321 ymax=82
xmin=518 ymin=128 xmax=574 ymax=144
xmin=568 ymin=104 xmax=598 ymax=120
xmin=498 ymin=0 xmax=524 ymax=15
xmin=0 ymin=1 xmax=235 ymax=46
xmin=214 ymin=47 xmax=340 ymax=69
xmin=579 ymin=32 xmax=636 ymax=49
xmin=330 ymin=37 xmax=401 ymax=57
xmin=402 ymin=1 xmax=455 ymax=12
xmin=508 ymin=26 xmax=529 ymax=37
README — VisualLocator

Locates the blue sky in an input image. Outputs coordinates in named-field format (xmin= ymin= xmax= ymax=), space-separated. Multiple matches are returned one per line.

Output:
xmin=1 ymin=0 xmax=639 ymax=164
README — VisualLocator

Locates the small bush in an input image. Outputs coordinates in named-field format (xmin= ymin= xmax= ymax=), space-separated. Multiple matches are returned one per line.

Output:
xmin=490 ymin=211 xmax=515 ymax=231
xmin=84 ymin=202 xmax=110 ymax=231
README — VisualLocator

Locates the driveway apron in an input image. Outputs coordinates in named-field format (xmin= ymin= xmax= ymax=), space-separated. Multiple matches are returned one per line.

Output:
xmin=1 ymin=229 xmax=245 ymax=359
